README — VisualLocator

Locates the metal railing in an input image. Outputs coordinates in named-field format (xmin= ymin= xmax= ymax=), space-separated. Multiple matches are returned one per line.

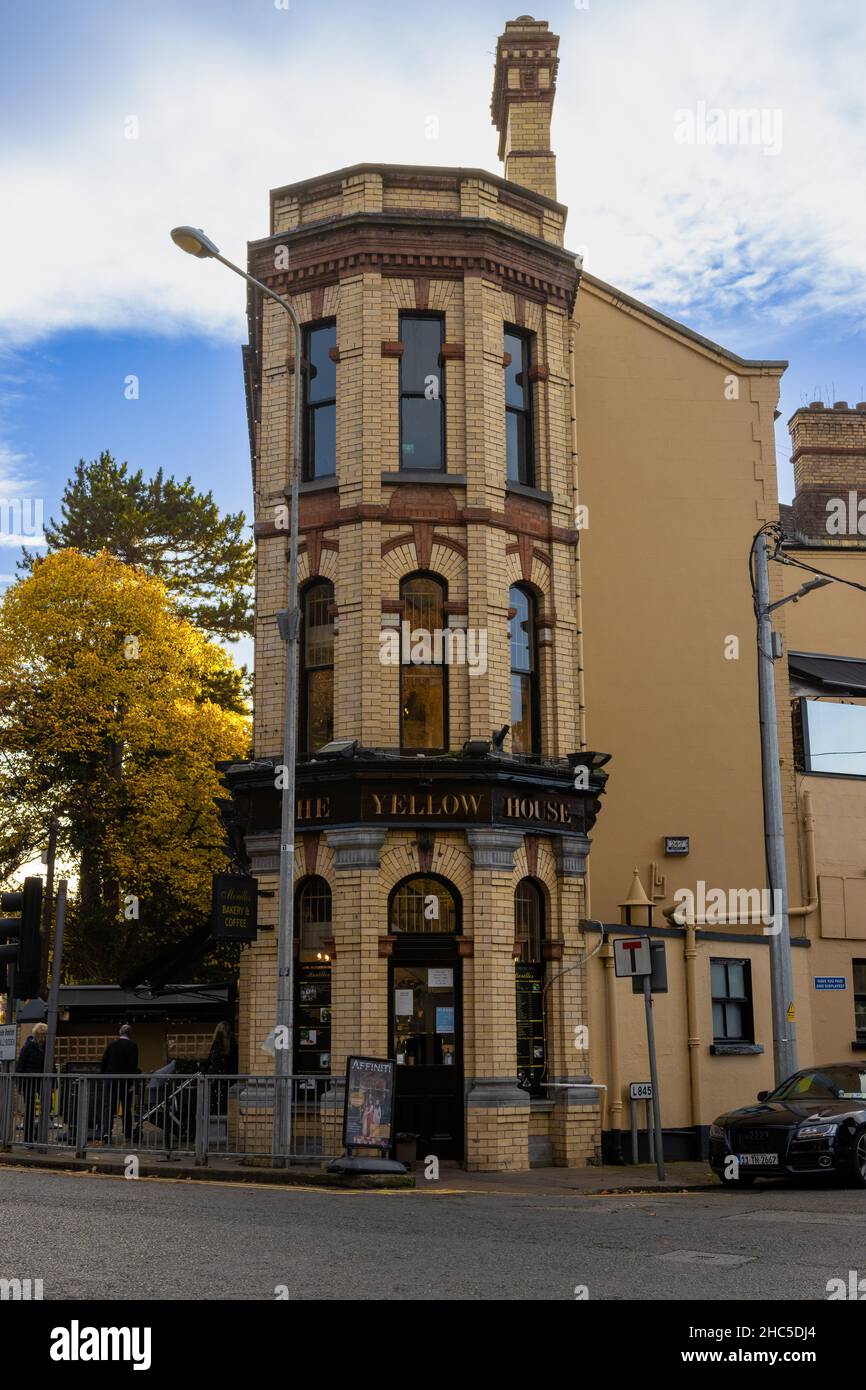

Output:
xmin=0 ymin=1072 xmax=343 ymax=1166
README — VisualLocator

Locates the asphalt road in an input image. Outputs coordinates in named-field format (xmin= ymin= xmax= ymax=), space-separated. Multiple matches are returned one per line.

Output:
xmin=1 ymin=1167 xmax=864 ymax=1300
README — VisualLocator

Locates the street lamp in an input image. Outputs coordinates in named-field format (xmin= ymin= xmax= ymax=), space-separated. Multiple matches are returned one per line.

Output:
xmin=171 ymin=224 xmax=301 ymax=1165
xmin=751 ymin=524 xmax=834 ymax=1086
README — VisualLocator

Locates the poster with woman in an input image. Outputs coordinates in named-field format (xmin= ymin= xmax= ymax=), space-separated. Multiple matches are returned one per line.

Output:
xmin=343 ymin=1056 xmax=396 ymax=1153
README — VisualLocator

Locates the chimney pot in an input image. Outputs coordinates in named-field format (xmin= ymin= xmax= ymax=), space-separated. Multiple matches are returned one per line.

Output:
xmin=808 ymin=401 xmax=824 ymax=410
xmin=834 ymin=400 xmax=849 ymax=410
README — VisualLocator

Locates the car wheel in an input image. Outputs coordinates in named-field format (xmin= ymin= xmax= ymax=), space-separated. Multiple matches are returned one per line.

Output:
xmin=716 ymin=1167 xmax=756 ymax=1188
xmin=847 ymin=1125 xmax=866 ymax=1189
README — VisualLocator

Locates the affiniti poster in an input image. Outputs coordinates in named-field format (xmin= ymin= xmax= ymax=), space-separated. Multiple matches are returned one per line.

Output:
xmin=343 ymin=1056 xmax=396 ymax=1153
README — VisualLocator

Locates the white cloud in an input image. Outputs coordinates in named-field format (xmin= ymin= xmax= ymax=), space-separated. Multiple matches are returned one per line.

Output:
xmin=0 ymin=21 xmax=491 ymax=346
xmin=0 ymin=0 xmax=863 ymax=347
xmin=552 ymin=0 xmax=866 ymax=331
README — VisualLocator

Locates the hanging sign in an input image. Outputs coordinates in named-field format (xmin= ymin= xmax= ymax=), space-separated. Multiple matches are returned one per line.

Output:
xmin=211 ymin=874 xmax=258 ymax=942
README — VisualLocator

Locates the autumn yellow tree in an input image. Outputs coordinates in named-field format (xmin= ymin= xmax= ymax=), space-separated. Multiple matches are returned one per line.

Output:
xmin=0 ymin=550 xmax=249 ymax=982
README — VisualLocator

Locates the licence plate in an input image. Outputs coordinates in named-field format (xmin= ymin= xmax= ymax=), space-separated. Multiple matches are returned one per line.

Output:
xmin=737 ymin=1153 xmax=778 ymax=1166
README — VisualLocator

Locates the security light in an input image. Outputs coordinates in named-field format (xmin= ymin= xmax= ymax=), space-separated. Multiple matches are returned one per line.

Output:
xmin=314 ymin=740 xmax=359 ymax=760
xmin=462 ymin=739 xmax=491 ymax=756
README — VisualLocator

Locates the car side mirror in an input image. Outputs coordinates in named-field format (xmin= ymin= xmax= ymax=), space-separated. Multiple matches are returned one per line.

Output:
xmin=757 ymin=1091 xmax=769 ymax=1102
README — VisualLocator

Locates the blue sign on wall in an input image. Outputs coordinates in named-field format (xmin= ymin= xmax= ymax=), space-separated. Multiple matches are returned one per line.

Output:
xmin=814 ymin=977 xmax=846 ymax=990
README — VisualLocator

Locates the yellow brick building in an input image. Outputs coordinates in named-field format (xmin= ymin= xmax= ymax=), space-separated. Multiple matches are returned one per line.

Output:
xmin=224 ymin=15 xmax=864 ymax=1171
xmin=226 ymin=18 xmax=609 ymax=1170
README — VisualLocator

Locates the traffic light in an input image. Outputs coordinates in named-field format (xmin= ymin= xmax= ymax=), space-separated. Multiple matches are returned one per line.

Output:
xmin=0 ymin=877 xmax=44 ymax=1000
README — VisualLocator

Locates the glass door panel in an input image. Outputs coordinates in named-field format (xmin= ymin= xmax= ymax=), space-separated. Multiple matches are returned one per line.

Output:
xmin=392 ymin=965 xmax=456 ymax=1068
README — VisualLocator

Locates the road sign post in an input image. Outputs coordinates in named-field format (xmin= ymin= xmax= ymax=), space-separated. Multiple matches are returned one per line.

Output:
xmin=615 ymin=936 xmax=665 ymax=1181
xmin=642 ymin=974 xmax=665 ymax=1182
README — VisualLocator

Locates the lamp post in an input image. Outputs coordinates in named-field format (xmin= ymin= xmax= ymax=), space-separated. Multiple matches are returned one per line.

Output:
xmin=752 ymin=524 xmax=832 ymax=1085
xmin=171 ymin=226 xmax=301 ymax=1165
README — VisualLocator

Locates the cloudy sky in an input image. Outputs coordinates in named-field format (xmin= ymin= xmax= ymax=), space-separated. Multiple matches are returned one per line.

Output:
xmin=1 ymin=0 xmax=864 ymax=647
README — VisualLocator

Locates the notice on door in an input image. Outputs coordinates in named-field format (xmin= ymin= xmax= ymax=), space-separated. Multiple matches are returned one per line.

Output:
xmin=395 ymin=989 xmax=414 ymax=1015
xmin=436 ymin=1007 xmax=454 ymax=1034
xmin=428 ymin=968 xmax=453 ymax=988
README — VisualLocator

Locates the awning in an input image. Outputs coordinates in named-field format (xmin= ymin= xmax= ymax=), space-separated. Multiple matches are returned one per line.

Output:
xmin=788 ymin=652 xmax=866 ymax=697
xmin=15 ymin=985 xmax=230 ymax=1024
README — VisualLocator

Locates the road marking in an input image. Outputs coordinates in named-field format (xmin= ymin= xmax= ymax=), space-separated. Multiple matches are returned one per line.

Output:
xmin=0 ymin=1165 xmax=469 ymax=1197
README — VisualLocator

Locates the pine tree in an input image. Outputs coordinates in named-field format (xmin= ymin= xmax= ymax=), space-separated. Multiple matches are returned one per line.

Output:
xmin=21 ymin=451 xmax=254 ymax=640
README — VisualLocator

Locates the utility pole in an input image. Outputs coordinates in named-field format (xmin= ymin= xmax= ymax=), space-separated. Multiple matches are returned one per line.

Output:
xmin=39 ymin=815 xmax=58 ymax=998
xmin=754 ymin=531 xmax=798 ymax=1084
xmin=170 ymin=226 xmax=302 ymax=1166
xmin=642 ymin=974 xmax=665 ymax=1182
xmin=38 ymin=879 xmax=67 ymax=1147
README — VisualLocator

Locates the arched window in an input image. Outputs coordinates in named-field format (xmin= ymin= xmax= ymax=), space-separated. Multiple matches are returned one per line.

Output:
xmin=294 ymin=876 xmax=332 ymax=1076
xmin=514 ymin=878 xmax=546 ymax=1094
xmin=300 ymin=580 xmax=334 ymax=753
xmin=515 ymin=878 xmax=544 ymax=962
xmin=390 ymin=876 xmax=457 ymax=933
xmin=400 ymin=573 xmax=447 ymax=752
xmin=509 ymin=585 xmax=539 ymax=754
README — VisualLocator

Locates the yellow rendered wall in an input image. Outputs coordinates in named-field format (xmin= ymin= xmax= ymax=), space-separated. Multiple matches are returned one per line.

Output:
xmin=574 ymin=277 xmax=794 ymax=1128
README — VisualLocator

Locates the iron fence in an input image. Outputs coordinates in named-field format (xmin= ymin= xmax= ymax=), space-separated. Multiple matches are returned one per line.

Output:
xmin=0 ymin=1072 xmax=343 ymax=1166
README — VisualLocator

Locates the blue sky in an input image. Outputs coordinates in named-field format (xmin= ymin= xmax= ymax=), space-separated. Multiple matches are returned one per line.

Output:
xmin=1 ymin=0 xmax=864 ymax=668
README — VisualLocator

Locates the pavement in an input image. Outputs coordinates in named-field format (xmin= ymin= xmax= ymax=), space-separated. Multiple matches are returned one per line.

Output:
xmin=0 ymin=1146 xmax=715 ymax=1194
xmin=0 ymin=1163 xmax=863 ymax=1300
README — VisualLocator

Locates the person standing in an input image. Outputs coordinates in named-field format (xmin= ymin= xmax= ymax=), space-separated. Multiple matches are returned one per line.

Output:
xmin=99 ymin=1024 xmax=139 ymax=1143
xmin=206 ymin=1020 xmax=238 ymax=1115
xmin=15 ymin=1022 xmax=47 ymax=1143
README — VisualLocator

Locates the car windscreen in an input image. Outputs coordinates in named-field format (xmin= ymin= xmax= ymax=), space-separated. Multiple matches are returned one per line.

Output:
xmin=771 ymin=1067 xmax=866 ymax=1102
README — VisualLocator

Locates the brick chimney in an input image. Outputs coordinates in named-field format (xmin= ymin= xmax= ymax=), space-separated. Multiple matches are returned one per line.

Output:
xmin=491 ymin=16 xmax=560 ymax=200
xmin=787 ymin=401 xmax=866 ymax=543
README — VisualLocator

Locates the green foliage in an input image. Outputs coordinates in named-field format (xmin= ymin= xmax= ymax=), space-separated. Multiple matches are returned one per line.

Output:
xmin=21 ymin=451 xmax=254 ymax=640
xmin=0 ymin=550 xmax=250 ymax=984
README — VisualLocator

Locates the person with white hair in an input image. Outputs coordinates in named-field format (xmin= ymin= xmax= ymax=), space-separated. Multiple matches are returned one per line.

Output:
xmin=15 ymin=1022 xmax=47 ymax=1143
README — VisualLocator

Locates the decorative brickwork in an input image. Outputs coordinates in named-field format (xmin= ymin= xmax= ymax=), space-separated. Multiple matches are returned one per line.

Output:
xmin=232 ymin=17 xmax=604 ymax=1171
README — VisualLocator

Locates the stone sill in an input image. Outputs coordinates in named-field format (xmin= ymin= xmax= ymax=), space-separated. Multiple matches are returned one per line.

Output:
xmin=293 ymin=476 xmax=338 ymax=495
xmin=381 ymin=471 xmax=466 ymax=486
xmin=505 ymin=479 xmax=554 ymax=504
xmin=709 ymin=1043 xmax=764 ymax=1056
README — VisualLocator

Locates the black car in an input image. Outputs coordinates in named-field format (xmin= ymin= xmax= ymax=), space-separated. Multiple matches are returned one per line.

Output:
xmin=709 ymin=1063 xmax=866 ymax=1188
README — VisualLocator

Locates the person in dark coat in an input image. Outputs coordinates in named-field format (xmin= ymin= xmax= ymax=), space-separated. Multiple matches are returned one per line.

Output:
xmin=16 ymin=1022 xmax=47 ymax=1142
xmin=206 ymin=1020 xmax=238 ymax=1115
xmin=99 ymin=1024 xmax=139 ymax=1142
